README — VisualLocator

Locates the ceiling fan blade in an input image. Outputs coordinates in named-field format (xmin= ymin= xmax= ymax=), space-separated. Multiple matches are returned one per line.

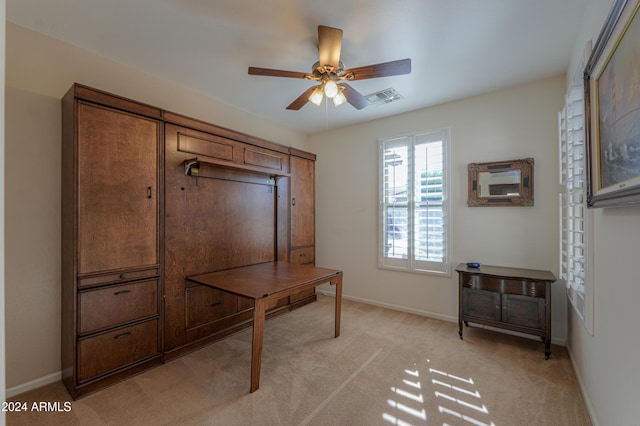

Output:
xmin=248 ymin=67 xmax=309 ymax=79
xmin=343 ymin=58 xmax=411 ymax=80
xmin=318 ymin=25 xmax=343 ymax=71
xmin=341 ymin=84 xmax=371 ymax=110
xmin=286 ymin=86 xmax=317 ymax=110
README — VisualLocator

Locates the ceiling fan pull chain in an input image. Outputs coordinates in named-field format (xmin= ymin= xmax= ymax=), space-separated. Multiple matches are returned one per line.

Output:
xmin=326 ymin=98 xmax=329 ymax=130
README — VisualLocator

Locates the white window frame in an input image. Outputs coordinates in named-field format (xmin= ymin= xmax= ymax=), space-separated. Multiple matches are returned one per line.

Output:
xmin=378 ymin=129 xmax=450 ymax=276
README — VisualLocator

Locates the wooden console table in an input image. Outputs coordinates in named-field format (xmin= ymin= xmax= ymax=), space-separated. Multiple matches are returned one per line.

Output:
xmin=455 ymin=263 xmax=556 ymax=359
xmin=187 ymin=261 xmax=343 ymax=392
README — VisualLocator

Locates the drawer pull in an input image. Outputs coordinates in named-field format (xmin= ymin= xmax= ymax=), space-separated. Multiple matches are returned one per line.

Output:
xmin=120 ymin=273 xmax=127 ymax=280
xmin=114 ymin=290 xmax=132 ymax=296
xmin=210 ymin=302 xmax=223 ymax=308
xmin=114 ymin=332 xmax=131 ymax=340
xmin=495 ymin=305 xmax=500 ymax=310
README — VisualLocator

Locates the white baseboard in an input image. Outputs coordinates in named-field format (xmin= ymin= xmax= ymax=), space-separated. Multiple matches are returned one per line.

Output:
xmin=6 ymin=371 xmax=62 ymax=398
xmin=316 ymin=289 xmax=458 ymax=324
xmin=316 ymin=289 xmax=566 ymax=347
xmin=566 ymin=343 xmax=599 ymax=426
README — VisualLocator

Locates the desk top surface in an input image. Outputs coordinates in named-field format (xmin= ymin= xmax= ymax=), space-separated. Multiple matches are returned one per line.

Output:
xmin=186 ymin=261 xmax=342 ymax=299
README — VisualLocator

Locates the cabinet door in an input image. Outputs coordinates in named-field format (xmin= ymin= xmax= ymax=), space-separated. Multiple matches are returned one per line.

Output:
xmin=290 ymin=156 xmax=315 ymax=250
xmin=502 ymin=294 xmax=545 ymax=330
xmin=462 ymin=288 xmax=501 ymax=322
xmin=77 ymin=102 xmax=159 ymax=274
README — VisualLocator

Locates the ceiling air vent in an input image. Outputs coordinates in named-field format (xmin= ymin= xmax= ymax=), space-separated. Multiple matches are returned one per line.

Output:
xmin=365 ymin=88 xmax=404 ymax=105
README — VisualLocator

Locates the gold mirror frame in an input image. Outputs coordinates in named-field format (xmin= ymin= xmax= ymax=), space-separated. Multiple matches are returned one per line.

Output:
xmin=467 ymin=158 xmax=534 ymax=207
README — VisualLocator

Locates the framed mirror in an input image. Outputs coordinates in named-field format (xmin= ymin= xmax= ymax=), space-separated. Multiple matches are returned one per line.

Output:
xmin=467 ymin=158 xmax=534 ymax=206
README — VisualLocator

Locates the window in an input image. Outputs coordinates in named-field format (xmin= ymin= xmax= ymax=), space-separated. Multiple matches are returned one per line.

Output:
xmin=560 ymin=86 xmax=586 ymax=315
xmin=558 ymin=42 xmax=594 ymax=334
xmin=378 ymin=129 xmax=449 ymax=275
xmin=559 ymin=82 xmax=593 ymax=334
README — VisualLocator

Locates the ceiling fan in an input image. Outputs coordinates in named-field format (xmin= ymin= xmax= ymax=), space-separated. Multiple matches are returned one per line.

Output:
xmin=248 ymin=25 xmax=411 ymax=110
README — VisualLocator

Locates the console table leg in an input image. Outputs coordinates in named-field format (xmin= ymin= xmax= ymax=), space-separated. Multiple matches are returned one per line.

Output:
xmin=545 ymin=341 xmax=551 ymax=360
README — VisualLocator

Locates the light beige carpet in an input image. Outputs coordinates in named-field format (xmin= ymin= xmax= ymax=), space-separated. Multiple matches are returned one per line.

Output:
xmin=7 ymin=294 xmax=591 ymax=425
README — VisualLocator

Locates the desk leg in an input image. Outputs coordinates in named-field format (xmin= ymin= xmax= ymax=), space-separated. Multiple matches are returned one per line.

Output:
xmin=250 ymin=297 xmax=266 ymax=393
xmin=332 ymin=274 xmax=343 ymax=338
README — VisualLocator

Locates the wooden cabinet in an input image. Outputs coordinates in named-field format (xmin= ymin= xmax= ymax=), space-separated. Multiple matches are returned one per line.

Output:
xmin=455 ymin=264 xmax=556 ymax=359
xmin=61 ymin=84 xmax=163 ymax=398
xmin=61 ymin=84 xmax=319 ymax=397
xmin=289 ymin=150 xmax=317 ymax=306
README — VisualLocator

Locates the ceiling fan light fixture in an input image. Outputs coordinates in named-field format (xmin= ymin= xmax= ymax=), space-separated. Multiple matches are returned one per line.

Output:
xmin=309 ymin=86 xmax=324 ymax=106
xmin=333 ymin=89 xmax=347 ymax=107
xmin=323 ymin=80 xmax=339 ymax=98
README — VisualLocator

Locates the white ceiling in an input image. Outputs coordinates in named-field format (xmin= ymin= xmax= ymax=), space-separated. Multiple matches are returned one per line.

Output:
xmin=7 ymin=0 xmax=588 ymax=134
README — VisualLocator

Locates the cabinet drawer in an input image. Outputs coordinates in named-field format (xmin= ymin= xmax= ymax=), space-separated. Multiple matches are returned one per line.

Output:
xmin=462 ymin=275 xmax=546 ymax=298
xmin=290 ymin=247 xmax=315 ymax=265
xmin=185 ymin=285 xmax=238 ymax=330
xmin=77 ymin=319 xmax=159 ymax=383
xmin=290 ymin=287 xmax=315 ymax=303
xmin=238 ymin=296 xmax=253 ymax=312
xmin=78 ymin=268 xmax=159 ymax=288
xmin=266 ymin=296 xmax=289 ymax=312
xmin=78 ymin=280 xmax=159 ymax=334
xmin=236 ymin=296 xmax=289 ymax=313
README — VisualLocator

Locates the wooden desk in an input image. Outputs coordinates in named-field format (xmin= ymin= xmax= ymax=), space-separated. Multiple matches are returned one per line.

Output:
xmin=187 ymin=261 xmax=343 ymax=392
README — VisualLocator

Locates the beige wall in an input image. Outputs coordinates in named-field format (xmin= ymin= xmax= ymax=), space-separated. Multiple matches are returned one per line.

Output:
xmin=5 ymin=87 xmax=62 ymax=393
xmin=4 ymin=23 xmax=308 ymax=392
xmin=565 ymin=0 xmax=640 ymax=424
xmin=309 ymin=76 xmax=566 ymax=335
xmin=2 ymin=0 xmax=7 ymax=419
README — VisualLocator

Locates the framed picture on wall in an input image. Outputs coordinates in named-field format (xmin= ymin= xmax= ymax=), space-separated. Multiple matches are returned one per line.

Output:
xmin=585 ymin=0 xmax=640 ymax=207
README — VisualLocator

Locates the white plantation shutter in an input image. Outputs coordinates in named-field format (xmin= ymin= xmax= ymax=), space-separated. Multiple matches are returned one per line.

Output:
xmin=559 ymin=85 xmax=587 ymax=318
xmin=379 ymin=129 xmax=449 ymax=275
